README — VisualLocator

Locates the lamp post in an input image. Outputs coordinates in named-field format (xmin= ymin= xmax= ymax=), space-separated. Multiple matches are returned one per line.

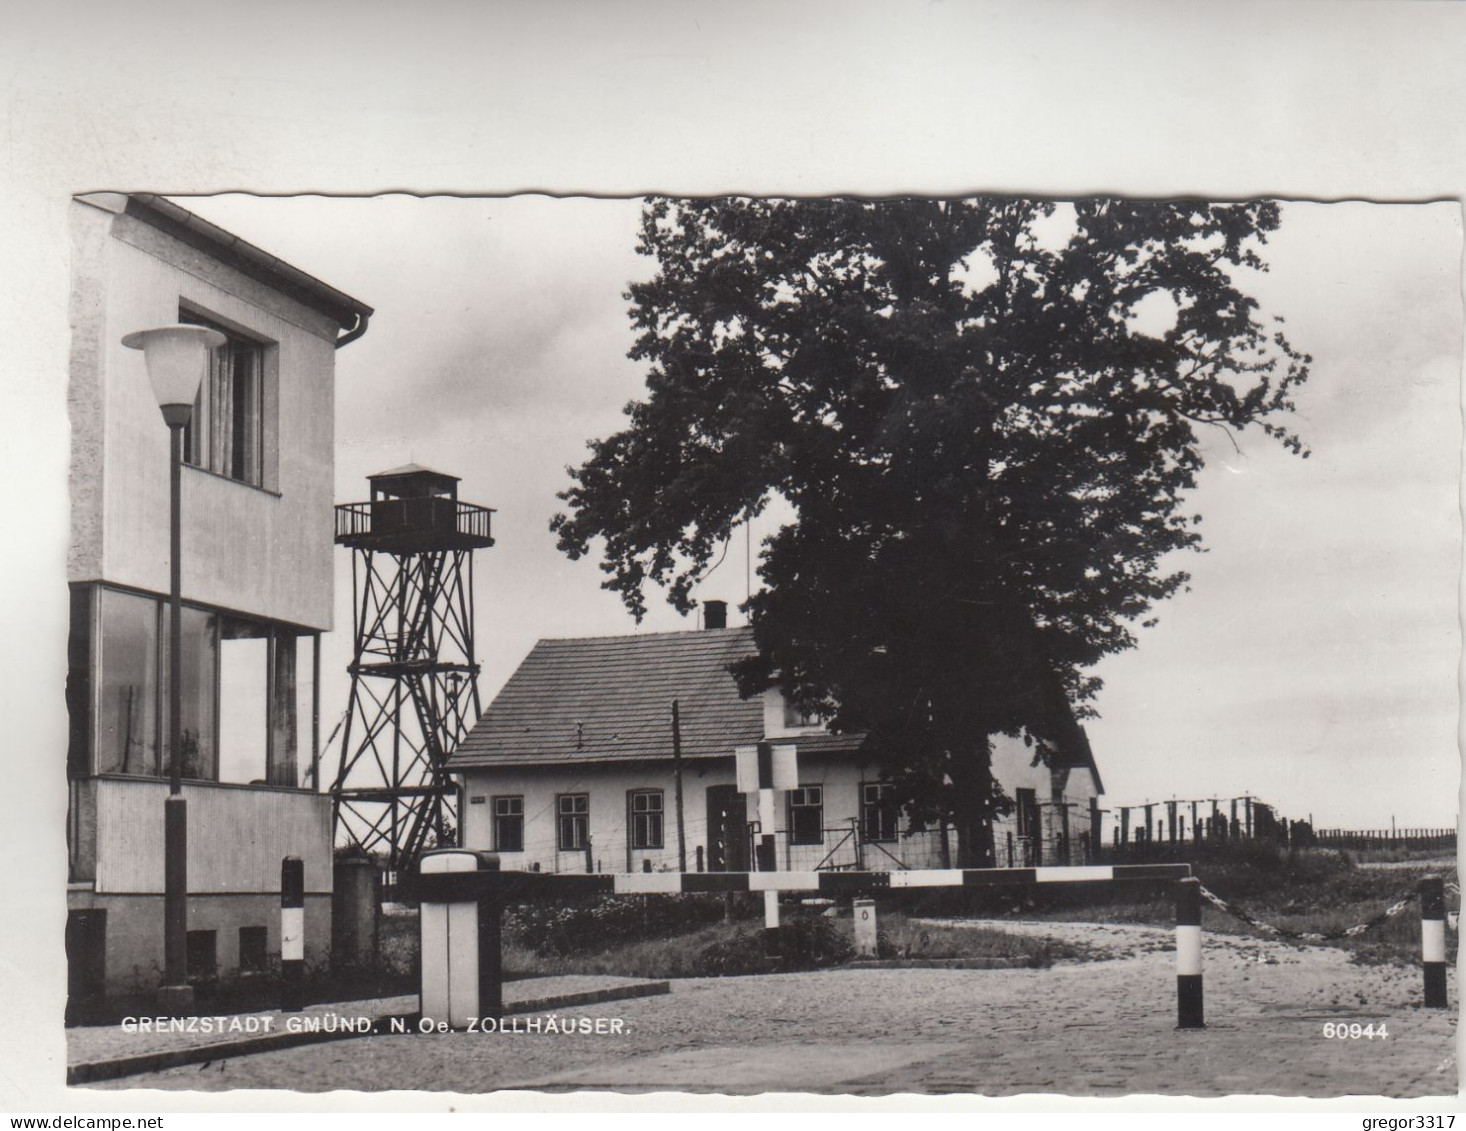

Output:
xmin=123 ymin=323 xmax=225 ymax=1014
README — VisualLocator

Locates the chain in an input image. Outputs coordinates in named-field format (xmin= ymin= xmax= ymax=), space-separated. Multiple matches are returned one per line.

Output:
xmin=1196 ymin=883 xmax=1417 ymax=943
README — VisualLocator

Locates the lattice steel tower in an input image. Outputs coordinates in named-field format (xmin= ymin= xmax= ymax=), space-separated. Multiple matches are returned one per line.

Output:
xmin=330 ymin=465 xmax=494 ymax=873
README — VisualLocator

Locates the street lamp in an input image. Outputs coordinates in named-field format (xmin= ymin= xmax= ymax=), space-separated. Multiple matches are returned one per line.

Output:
xmin=122 ymin=323 xmax=225 ymax=1014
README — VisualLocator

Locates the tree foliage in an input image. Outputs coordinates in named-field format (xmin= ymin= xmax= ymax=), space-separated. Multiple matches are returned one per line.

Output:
xmin=552 ymin=197 xmax=1311 ymax=863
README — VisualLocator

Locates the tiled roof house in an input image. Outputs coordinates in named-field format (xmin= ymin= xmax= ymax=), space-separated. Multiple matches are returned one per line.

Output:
xmin=450 ymin=607 xmax=1103 ymax=875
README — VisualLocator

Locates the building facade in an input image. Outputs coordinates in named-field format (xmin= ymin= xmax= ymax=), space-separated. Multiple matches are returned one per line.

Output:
xmin=450 ymin=616 xmax=1103 ymax=877
xmin=65 ymin=194 xmax=372 ymax=1007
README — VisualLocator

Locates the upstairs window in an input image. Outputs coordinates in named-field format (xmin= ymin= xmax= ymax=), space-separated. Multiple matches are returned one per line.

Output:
xmin=557 ymin=793 xmax=589 ymax=851
xmin=179 ymin=309 xmax=269 ymax=488
xmin=629 ymin=790 xmax=664 ymax=849
xmin=494 ymin=796 xmax=524 ymax=853
xmin=782 ymin=698 xmax=822 ymax=729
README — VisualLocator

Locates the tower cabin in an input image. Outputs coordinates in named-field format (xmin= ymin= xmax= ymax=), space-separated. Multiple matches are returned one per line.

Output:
xmin=334 ymin=464 xmax=495 ymax=554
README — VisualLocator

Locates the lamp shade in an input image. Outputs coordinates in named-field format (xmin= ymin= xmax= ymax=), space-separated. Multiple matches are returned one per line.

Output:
xmin=121 ymin=324 xmax=226 ymax=409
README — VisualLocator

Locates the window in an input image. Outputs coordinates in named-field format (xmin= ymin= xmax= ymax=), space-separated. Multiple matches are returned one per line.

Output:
xmin=238 ymin=926 xmax=268 ymax=973
xmin=629 ymin=790 xmax=664 ymax=849
xmin=782 ymin=698 xmax=822 ymax=729
xmin=186 ymin=930 xmax=217 ymax=981
xmin=179 ymin=310 xmax=269 ymax=487
xmin=494 ymin=796 xmax=524 ymax=852
xmin=861 ymin=782 xmax=900 ymax=843
xmin=1016 ymin=788 xmax=1038 ymax=838
xmin=79 ymin=584 xmax=312 ymax=785
xmin=557 ymin=793 xmax=589 ymax=851
xmin=788 ymin=785 xmax=824 ymax=844
xmin=94 ymin=588 xmax=160 ymax=776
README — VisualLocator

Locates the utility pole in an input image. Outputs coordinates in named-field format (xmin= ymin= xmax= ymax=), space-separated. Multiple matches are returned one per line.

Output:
xmin=671 ymin=699 xmax=687 ymax=873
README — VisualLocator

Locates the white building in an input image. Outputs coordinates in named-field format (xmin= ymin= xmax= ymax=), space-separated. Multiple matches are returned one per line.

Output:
xmin=65 ymin=193 xmax=372 ymax=1009
xmin=450 ymin=608 xmax=1103 ymax=876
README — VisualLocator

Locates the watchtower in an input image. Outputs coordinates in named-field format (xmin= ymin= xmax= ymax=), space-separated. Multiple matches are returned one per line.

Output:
xmin=330 ymin=464 xmax=495 ymax=874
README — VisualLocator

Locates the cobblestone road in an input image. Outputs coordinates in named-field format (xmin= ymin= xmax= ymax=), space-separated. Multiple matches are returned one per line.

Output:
xmin=89 ymin=925 xmax=1457 ymax=1098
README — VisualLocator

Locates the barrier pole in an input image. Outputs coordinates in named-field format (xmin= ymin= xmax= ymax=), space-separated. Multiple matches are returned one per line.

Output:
xmin=1421 ymin=874 xmax=1447 ymax=1009
xmin=280 ymin=856 xmax=305 ymax=1012
xmin=1175 ymin=877 xmax=1204 ymax=1029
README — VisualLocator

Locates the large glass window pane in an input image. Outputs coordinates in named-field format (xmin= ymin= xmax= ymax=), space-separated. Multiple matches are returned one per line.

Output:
xmin=219 ymin=619 xmax=269 ymax=785
xmin=294 ymin=635 xmax=317 ymax=788
xmin=95 ymin=589 xmax=159 ymax=776
xmin=161 ymin=605 xmax=218 ymax=781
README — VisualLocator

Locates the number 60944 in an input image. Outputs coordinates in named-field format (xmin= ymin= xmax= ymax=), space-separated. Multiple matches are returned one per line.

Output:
xmin=1322 ymin=1022 xmax=1387 ymax=1039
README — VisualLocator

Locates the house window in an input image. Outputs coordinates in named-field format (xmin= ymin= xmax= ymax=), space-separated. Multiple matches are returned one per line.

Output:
xmin=238 ymin=926 xmax=268 ymax=973
xmin=79 ymin=585 xmax=312 ymax=785
xmin=1016 ymin=788 xmax=1038 ymax=838
xmin=782 ymin=698 xmax=822 ymax=729
xmin=629 ymin=790 xmax=664 ymax=849
xmin=788 ymin=785 xmax=824 ymax=845
xmin=94 ymin=588 xmax=161 ymax=777
xmin=179 ymin=310 xmax=269 ymax=488
xmin=494 ymin=796 xmax=524 ymax=852
xmin=861 ymin=782 xmax=900 ymax=843
xmin=557 ymin=793 xmax=589 ymax=851
xmin=186 ymin=930 xmax=217 ymax=981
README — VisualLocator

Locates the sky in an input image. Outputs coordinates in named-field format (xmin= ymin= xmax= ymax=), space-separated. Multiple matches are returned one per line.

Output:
xmin=178 ymin=193 xmax=1463 ymax=833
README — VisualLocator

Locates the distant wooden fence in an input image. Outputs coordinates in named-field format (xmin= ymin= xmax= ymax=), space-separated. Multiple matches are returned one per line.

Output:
xmin=1312 ymin=828 xmax=1456 ymax=851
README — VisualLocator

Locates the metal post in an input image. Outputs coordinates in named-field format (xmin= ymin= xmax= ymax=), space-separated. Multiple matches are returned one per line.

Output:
xmin=478 ymin=856 xmax=504 ymax=1020
xmin=281 ymin=857 xmax=305 ymax=1012
xmin=1421 ymin=874 xmax=1447 ymax=1008
xmin=159 ymin=415 xmax=192 ymax=1013
xmin=671 ymin=700 xmax=687 ymax=873
xmin=1175 ymin=877 xmax=1204 ymax=1029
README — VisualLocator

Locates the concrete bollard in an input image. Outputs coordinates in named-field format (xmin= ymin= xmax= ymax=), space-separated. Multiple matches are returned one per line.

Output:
xmin=1421 ymin=874 xmax=1447 ymax=1009
xmin=1175 ymin=877 xmax=1204 ymax=1029
xmin=763 ymin=891 xmax=782 ymax=958
xmin=419 ymin=850 xmax=502 ymax=1029
xmin=853 ymin=898 xmax=878 ymax=957
xmin=280 ymin=856 xmax=305 ymax=1012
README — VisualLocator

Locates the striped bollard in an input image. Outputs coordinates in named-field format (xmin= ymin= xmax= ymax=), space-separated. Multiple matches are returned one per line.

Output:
xmin=281 ymin=856 xmax=305 ymax=1012
xmin=1421 ymin=874 xmax=1447 ymax=1008
xmin=1175 ymin=877 xmax=1203 ymax=1029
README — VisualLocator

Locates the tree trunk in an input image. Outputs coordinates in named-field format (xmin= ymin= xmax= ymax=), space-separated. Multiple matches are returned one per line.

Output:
xmin=950 ymin=737 xmax=997 ymax=868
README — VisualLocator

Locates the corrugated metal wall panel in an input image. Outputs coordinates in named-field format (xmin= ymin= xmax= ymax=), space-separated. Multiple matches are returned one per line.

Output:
xmin=94 ymin=778 xmax=331 ymax=894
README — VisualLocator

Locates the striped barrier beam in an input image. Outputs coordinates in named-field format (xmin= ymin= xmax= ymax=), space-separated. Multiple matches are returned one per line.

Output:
xmin=411 ymin=862 xmax=1193 ymax=903
xmin=1421 ymin=874 xmax=1447 ymax=1009
xmin=280 ymin=856 xmax=305 ymax=1013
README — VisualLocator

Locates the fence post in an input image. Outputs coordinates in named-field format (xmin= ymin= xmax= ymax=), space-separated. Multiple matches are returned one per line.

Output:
xmin=281 ymin=856 xmax=304 ymax=1012
xmin=478 ymin=855 xmax=504 ymax=1020
xmin=1421 ymin=874 xmax=1447 ymax=1009
xmin=1175 ymin=877 xmax=1204 ymax=1029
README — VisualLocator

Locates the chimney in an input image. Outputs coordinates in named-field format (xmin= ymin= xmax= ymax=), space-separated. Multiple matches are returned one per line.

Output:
xmin=703 ymin=600 xmax=728 ymax=630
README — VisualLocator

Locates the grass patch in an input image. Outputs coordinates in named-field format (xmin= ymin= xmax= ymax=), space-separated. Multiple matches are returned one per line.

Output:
xmin=974 ymin=849 xmax=1457 ymax=968
xmin=500 ymin=900 xmax=1096 ymax=979
xmin=874 ymin=912 xmax=1101 ymax=967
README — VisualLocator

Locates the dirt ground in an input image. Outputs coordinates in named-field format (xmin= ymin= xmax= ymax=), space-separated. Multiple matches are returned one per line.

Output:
xmin=89 ymin=921 xmax=1457 ymax=1098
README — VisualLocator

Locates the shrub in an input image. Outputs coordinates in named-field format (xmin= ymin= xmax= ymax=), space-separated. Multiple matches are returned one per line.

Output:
xmin=778 ymin=912 xmax=854 ymax=970
xmin=505 ymin=893 xmax=747 ymax=957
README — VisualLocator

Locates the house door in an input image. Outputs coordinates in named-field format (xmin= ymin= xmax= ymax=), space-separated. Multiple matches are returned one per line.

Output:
xmin=705 ymin=785 xmax=749 ymax=872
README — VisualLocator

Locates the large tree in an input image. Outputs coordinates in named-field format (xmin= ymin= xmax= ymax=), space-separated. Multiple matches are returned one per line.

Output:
xmin=552 ymin=197 xmax=1310 ymax=864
